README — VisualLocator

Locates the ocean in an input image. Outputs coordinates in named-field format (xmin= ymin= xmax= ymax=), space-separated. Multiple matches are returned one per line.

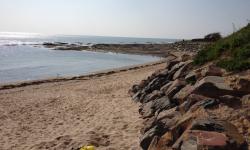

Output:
xmin=0 ymin=33 xmax=176 ymax=84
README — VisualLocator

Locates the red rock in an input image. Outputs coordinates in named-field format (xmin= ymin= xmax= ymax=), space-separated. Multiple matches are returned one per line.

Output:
xmin=192 ymin=130 xmax=228 ymax=146
xmin=178 ymin=130 xmax=228 ymax=150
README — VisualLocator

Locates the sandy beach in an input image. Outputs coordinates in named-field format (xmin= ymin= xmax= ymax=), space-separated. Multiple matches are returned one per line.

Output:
xmin=0 ymin=62 xmax=167 ymax=150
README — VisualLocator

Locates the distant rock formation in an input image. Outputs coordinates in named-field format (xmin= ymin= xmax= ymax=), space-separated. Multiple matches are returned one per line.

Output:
xmin=41 ymin=41 xmax=209 ymax=57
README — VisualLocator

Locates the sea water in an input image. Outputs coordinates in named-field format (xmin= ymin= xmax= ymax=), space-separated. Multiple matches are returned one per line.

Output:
xmin=0 ymin=33 xmax=175 ymax=84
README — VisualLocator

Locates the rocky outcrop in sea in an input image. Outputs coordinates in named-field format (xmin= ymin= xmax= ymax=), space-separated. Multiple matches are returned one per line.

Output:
xmin=41 ymin=41 xmax=209 ymax=57
xmin=129 ymin=53 xmax=250 ymax=150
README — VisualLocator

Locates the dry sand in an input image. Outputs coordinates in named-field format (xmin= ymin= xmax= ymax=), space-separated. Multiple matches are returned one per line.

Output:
xmin=0 ymin=63 xmax=166 ymax=150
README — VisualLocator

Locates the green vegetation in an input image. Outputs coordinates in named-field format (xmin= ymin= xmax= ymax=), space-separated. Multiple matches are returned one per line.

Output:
xmin=194 ymin=23 xmax=250 ymax=71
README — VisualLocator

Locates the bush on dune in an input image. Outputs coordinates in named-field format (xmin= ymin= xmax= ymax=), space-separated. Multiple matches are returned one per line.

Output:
xmin=194 ymin=23 xmax=250 ymax=71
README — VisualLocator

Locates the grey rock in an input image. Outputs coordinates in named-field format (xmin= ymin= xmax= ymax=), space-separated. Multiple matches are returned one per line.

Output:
xmin=160 ymin=81 xmax=173 ymax=92
xmin=165 ymin=79 xmax=187 ymax=99
xmin=140 ymin=126 xmax=158 ymax=150
xmin=179 ymin=94 xmax=219 ymax=113
xmin=173 ymin=60 xmax=193 ymax=80
xmin=144 ymin=77 xmax=169 ymax=94
xmin=143 ymin=90 xmax=164 ymax=103
xmin=185 ymin=71 xmax=197 ymax=84
xmin=139 ymin=96 xmax=175 ymax=118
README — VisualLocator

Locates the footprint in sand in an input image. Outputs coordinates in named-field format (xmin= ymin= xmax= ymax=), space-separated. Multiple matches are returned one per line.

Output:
xmin=30 ymin=135 xmax=81 ymax=150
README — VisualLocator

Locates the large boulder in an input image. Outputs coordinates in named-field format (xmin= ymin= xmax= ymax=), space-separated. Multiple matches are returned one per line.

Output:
xmin=174 ymin=76 xmax=244 ymax=105
xmin=140 ymin=123 xmax=170 ymax=150
xmin=141 ymin=108 xmax=181 ymax=150
xmin=139 ymin=96 xmax=175 ymax=118
xmin=140 ymin=126 xmax=159 ymax=150
xmin=191 ymin=119 xmax=247 ymax=148
xmin=192 ymin=76 xmax=243 ymax=98
xmin=143 ymin=77 xmax=170 ymax=95
xmin=166 ymin=60 xmax=180 ymax=70
xmin=164 ymin=79 xmax=187 ymax=99
xmin=160 ymin=81 xmax=173 ymax=92
xmin=178 ymin=94 xmax=219 ymax=113
xmin=180 ymin=130 xmax=229 ymax=150
xmin=190 ymin=118 xmax=225 ymax=132
xmin=157 ymin=107 xmax=179 ymax=121
xmin=143 ymin=90 xmax=164 ymax=103
xmin=167 ymin=61 xmax=187 ymax=80
xmin=129 ymin=84 xmax=140 ymax=96
xmin=147 ymin=112 xmax=195 ymax=150
xmin=148 ymin=134 xmax=173 ymax=150
xmin=132 ymin=91 xmax=143 ymax=102
xmin=140 ymin=117 xmax=156 ymax=135
xmin=173 ymin=84 xmax=195 ymax=104
xmin=173 ymin=60 xmax=193 ymax=80
xmin=185 ymin=71 xmax=198 ymax=84
xmin=188 ymin=98 xmax=219 ymax=113
xmin=201 ymin=64 xmax=223 ymax=77
xmin=172 ymin=118 xmax=247 ymax=150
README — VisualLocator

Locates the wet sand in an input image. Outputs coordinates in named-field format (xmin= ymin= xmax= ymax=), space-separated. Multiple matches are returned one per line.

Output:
xmin=0 ymin=62 xmax=167 ymax=150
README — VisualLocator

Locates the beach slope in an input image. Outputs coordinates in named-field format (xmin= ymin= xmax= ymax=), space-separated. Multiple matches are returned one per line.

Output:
xmin=0 ymin=63 xmax=166 ymax=150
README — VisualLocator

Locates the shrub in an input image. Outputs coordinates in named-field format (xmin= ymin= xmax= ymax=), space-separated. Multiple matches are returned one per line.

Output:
xmin=194 ymin=24 xmax=250 ymax=71
xmin=217 ymin=58 xmax=250 ymax=71
xmin=204 ymin=32 xmax=222 ymax=41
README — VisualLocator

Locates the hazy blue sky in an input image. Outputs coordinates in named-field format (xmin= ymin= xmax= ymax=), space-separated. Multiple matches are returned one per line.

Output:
xmin=0 ymin=0 xmax=250 ymax=39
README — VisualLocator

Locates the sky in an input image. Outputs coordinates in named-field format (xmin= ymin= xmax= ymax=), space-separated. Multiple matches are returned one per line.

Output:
xmin=0 ymin=0 xmax=250 ymax=39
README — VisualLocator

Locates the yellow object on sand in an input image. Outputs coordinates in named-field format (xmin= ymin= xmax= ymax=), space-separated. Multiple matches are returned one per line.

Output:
xmin=80 ymin=145 xmax=95 ymax=150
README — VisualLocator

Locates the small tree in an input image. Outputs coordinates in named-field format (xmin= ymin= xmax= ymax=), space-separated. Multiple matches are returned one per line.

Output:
xmin=204 ymin=33 xmax=222 ymax=42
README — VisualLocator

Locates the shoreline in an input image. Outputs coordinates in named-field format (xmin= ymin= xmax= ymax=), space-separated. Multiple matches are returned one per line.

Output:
xmin=0 ymin=56 xmax=176 ymax=90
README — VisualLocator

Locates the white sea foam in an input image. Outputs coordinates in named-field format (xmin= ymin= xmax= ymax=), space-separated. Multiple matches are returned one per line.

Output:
xmin=0 ymin=40 xmax=42 ymax=46
xmin=0 ymin=32 xmax=44 ymax=46
xmin=0 ymin=32 xmax=42 ymax=38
